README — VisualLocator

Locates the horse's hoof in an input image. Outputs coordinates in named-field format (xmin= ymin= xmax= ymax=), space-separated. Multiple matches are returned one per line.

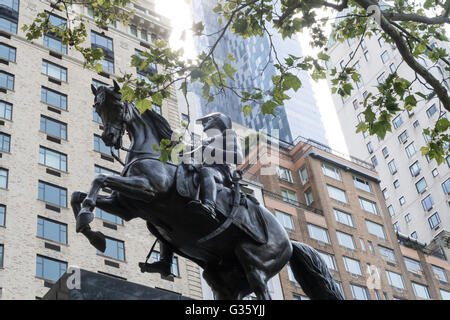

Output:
xmin=76 ymin=211 xmax=94 ymax=233
xmin=88 ymin=231 xmax=106 ymax=252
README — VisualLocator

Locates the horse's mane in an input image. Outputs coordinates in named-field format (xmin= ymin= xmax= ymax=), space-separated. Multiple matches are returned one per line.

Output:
xmin=140 ymin=107 xmax=174 ymax=141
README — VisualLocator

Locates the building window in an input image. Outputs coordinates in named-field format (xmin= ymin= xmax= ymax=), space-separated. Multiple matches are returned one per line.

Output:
xmin=0 ymin=204 xmax=5 ymax=227
xmin=412 ymin=282 xmax=430 ymax=299
xmin=343 ymin=257 xmax=362 ymax=275
xmin=327 ymin=185 xmax=347 ymax=203
xmin=370 ymin=156 xmax=378 ymax=167
xmin=350 ymin=284 xmax=370 ymax=300
xmin=150 ymin=251 xmax=179 ymax=277
xmin=99 ymin=237 xmax=125 ymax=261
xmin=393 ymin=221 xmax=400 ymax=233
xmin=334 ymin=208 xmax=354 ymax=227
xmin=0 ymin=71 xmax=14 ymax=90
xmin=387 ymin=205 xmax=395 ymax=217
xmin=415 ymin=177 xmax=427 ymax=194
xmin=440 ymin=289 xmax=450 ymax=300
xmin=353 ymin=176 xmax=372 ymax=193
xmin=38 ymin=181 xmax=67 ymax=207
xmin=304 ymin=188 xmax=314 ymax=206
xmin=299 ymin=166 xmax=309 ymax=184
xmin=135 ymin=49 xmax=157 ymax=81
xmin=409 ymin=161 xmax=421 ymax=177
xmin=276 ymin=166 xmax=293 ymax=182
xmin=398 ymin=130 xmax=408 ymax=144
xmin=0 ymin=243 xmax=3 ymax=267
xmin=366 ymin=142 xmax=373 ymax=154
xmin=94 ymin=135 xmax=118 ymax=157
xmin=0 ymin=43 xmax=16 ymax=62
xmin=428 ymin=212 xmax=441 ymax=229
xmin=378 ymin=246 xmax=396 ymax=262
xmin=39 ymin=146 xmax=67 ymax=171
xmin=442 ymin=178 xmax=450 ymax=195
xmin=377 ymin=36 xmax=385 ymax=47
xmin=366 ymin=220 xmax=386 ymax=240
xmin=382 ymin=147 xmax=389 ymax=158
xmin=421 ymin=194 xmax=434 ymax=211
xmin=36 ymin=255 xmax=67 ymax=282
xmin=403 ymin=257 xmax=422 ymax=274
xmin=426 ymin=104 xmax=437 ymax=118
xmin=386 ymin=270 xmax=405 ymax=289
xmin=317 ymin=251 xmax=337 ymax=271
xmin=377 ymin=72 xmax=386 ymax=84
xmin=0 ymin=168 xmax=8 ymax=189
xmin=363 ymin=50 xmax=370 ymax=61
xmin=43 ymin=13 xmax=67 ymax=54
xmin=129 ymin=25 xmax=138 ymax=37
xmin=432 ymin=265 xmax=448 ymax=283
xmin=42 ymin=60 xmax=67 ymax=82
xmin=280 ymin=188 xmax=298 ymax=206
xmin=393 ymin=179 xmax=400 ymax=189
xmin=41 ymin=87 xmax=67 ymax=110
xmin=307 ymin=224 xmax=330 ymax=244
xmin=432 ymin=168 xmax=438 ymax=177
xmin=94 ymin=165 xmax=119 ymax=176
xmin=321 ymin=163 xmax=341 ymax=181
xmin=360 ymin=238 xmax=366 ymax=251
xmin=399 ymin=196 xmax=405 ymax=206
xmin=40 ymin=116 xmax=67 ymax=140
xmin=380 ymin=50 xmax=389 ymax=64
xmin=411 ymin=231 xmax=418 ymax=239
xmin=37 ymin=216 xmax=67 ymax=244
xmin=152 ymin=104 xmax=161 ymax=115
xmin=91 ymin=31 xmax=114 ymax=73
xmin=96 ymin=208 xmax=123 ymax=225
xmin=0 ymin=100 xmax=12 ymax=120
xmin=336 ymin=231 xmax=356 ymax=250
xmin=388 ymin=159 xmax=397 ymax=174
xmin=0 ymin=0 xmax=19 ymax=34
xmin=389 ymin=63 xmax=396 ymax=73
xmin=382 ymin=188 xmax=388 ymax=200
xmin=352 ymin=99 xmax=359 ymax=109
xmin=405 ymin=214 xmax=411 ymax=223
xmin=275 ymin=210 xmax=294 ymax=230
xmin=392 ymin=115 xmax=403 ymax=129
xmin=0 ymin=132 xmax=10 ymax=152
xmin=181 ymin=113 xmax=189 ymax=124
xmin=93 ymin=106 xmax=102 ymax=123
xmin=359 ymin=197 xmax=379 ymax=215
xmin=405 ymin=142 xmax=417 ymax=158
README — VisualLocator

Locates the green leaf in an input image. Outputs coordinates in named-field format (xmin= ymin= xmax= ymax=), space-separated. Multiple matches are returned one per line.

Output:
xmin=261 ymin=100 xmax=278 ymax=115
xmin=135 ymin=99 xmax=152 ymax=114
xmin=152 ymin=92 xmax=163 ymax=106
xmin=283 ymin=73 xmax=301 ymax=91
xmin=242 ymin=105 xmax=252 ymax=116
xmin=404 ymin=95 xmax=417 ymax=109
xmin=223 ymin=62 xmax=236 ymax=80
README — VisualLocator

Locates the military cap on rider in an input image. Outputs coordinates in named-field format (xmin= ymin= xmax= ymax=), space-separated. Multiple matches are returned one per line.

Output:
xmin=196 ymin=112 xmax=232 ymax=131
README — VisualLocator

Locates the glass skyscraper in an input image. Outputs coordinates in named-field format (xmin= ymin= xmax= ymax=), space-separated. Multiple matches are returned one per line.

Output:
xmin=191 ymin=0 xmax=327 ymax=145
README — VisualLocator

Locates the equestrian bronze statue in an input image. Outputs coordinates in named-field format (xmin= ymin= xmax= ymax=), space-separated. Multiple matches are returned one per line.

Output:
xmin=71 ymin=80 xmax=344 ymax=300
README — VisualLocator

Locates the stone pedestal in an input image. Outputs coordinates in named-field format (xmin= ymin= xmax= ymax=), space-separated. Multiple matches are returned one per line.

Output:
xmin=43 ymin=269 xmax=193 ymax=300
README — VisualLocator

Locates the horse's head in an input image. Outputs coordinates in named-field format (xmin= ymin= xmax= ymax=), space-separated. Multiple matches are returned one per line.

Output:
xmin=91 ymin=80 xmax=129 ymax=149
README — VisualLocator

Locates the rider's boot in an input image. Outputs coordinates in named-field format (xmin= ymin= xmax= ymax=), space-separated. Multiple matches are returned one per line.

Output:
xmin=139 ymin=244 xmax=173 ymax=277
xmin=188 ymin=200 xmax=218 ymax=221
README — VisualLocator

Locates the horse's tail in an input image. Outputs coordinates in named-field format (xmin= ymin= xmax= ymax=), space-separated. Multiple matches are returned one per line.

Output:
xmin=289 ymin=241 xmax=344 ymax=300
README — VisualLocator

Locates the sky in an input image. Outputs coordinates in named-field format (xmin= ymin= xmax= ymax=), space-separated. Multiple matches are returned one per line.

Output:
xmin=154 ymin=0 xmax=349 ymax=154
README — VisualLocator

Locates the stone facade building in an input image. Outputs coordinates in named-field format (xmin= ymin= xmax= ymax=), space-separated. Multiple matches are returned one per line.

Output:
xmin=324 ymin=18 xmax=450 ymax=249
xmin=0 ymin=0 xmax=203 ymax=300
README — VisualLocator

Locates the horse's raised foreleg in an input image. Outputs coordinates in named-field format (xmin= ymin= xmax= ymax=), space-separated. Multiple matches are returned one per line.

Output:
xmin=72 ymin=191 xmax=135 ymax=251
xmin=77 ymin=174 xmax=155 ymax=232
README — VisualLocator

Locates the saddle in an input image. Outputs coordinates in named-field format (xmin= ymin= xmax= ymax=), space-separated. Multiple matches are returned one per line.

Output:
xmin=175 ymin=164 xmax=268 ymax=244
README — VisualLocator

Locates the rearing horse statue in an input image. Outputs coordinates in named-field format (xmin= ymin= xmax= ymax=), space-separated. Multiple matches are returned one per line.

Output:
xmin=70 ymin=81 xmax=344 ymax=300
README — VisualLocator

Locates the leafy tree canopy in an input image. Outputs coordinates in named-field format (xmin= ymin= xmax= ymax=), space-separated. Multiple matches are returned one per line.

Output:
xmin=23 ymin=0 xmax=450 ymax=163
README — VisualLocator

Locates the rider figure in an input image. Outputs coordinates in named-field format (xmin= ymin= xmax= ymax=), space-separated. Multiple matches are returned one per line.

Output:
xmin=140 ymin=112 xmax=243 ymax=276
xmin=189 ymin=112 xmax=243 ymax=217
